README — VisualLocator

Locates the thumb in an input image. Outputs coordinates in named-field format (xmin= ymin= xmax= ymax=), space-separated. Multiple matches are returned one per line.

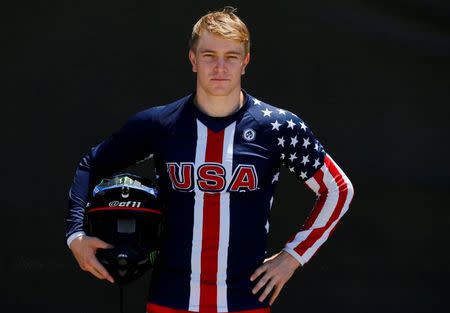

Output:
xmin=91 ymin=237 xmax=114 ymax=249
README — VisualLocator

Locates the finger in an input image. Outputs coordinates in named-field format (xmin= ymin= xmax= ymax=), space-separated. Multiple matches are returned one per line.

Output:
xmin=86 ymin=264 xmax=107 ymax=280
xmin=269 ymin=284 xmax=283 ymax=306
xmin=250 ymin=263 xmax=267 ymax=281
xmin=252 ymin=272 xmax=271 ymax=294
xmin=91 ymin=237 xmax=114 ymax=249
xmin=90 ymin=257 xmax=115 ymax=283
xmin=258 ymin=279 xmax=276 ymax=302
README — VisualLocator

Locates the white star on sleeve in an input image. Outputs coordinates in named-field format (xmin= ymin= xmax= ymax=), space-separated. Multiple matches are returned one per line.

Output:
xmin=314 ymin=142 xmax=319 ymax=151
xmin=313 ymin=158 xmax=321 ymax=169
xmin=277 ymin=109 xmax=286 ymax=115
xmin=290 ymin=135 xmax=298 ymax=147
xmin=302 ymin=137 xmax=311 ymax=149
xmin=262 ymin=108 xmax=272 ymax=117
xmin=272 ymin=172 xmax=280 ymax=183
xmin=299 ymin=121 xmax=307 ymax=131
xmin=289 ymin=152 xmax=297 ymax=162
xmin=289 ymin=166 xmax=295 ymax=173
xmin=280 ymin=153 xmax=285 ymax=160
xmin=301 ymin=155 xmax=310 ymax=166
xmin=299 ymin=171 xmax=308 ymax=179
xmin=286 ymin=119 xmax=296 ymax=129
xmin=277 ymin=137 xmax=285 ymax=147
xmin=271 ymin=120 xmax=281 ymax=131
xmin=253 ymin=99 xmax=262 ymax=105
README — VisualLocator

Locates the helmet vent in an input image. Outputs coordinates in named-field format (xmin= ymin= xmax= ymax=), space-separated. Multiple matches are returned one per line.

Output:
xmin=117 ymin=219 xmax=136 ymax=233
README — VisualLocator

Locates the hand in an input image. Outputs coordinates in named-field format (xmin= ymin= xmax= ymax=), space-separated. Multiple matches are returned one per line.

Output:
xmin=250 ymin=251 xmax=301 ymax=305
xmin=69 ymin=235 xmax=115 ymax=284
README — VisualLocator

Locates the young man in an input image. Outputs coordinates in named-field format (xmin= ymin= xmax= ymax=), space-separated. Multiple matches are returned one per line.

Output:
xmin=66 ymin=7 xmax=354 ymax=313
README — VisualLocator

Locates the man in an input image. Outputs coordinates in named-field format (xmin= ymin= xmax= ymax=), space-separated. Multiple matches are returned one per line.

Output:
xmin=66 ymin=7 xmax=354 ymax=313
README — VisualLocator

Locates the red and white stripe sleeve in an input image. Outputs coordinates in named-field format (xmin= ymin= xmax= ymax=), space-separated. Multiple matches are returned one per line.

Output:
xmin=283 ymin=153 xmax=354 ymax=265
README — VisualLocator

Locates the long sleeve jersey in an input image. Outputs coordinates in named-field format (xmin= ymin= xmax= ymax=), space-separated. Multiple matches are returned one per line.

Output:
xmin=66 ymin=90 xmax=354 ymax=312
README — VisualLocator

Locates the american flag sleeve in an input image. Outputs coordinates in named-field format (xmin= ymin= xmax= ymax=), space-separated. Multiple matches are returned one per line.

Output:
xmin=274 ymin=113 xmax=354 ymax=266
xmin=283 ymin=153 xmax=354 ymax=265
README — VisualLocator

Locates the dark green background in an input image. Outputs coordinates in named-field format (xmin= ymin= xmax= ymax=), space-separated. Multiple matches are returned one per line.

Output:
xmin=3 ymin=1 xmax=449 ymax=312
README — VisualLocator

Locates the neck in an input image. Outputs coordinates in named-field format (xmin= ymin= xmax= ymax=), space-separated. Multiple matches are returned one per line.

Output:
xmin=194 ymin=87 xmax=244 ymax=117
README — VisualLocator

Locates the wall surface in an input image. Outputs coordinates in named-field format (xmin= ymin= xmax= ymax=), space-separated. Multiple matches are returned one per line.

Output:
xmin=3 ymin=1 xmax=449 ymax=312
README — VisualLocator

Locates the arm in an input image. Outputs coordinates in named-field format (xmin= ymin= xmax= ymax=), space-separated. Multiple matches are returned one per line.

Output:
xmin=66 ymin=109 xmax=158 ymax=281
xmin=251 ymin=112 xmax=354 ymax=304
xmin=251 ymin=154 xmax=354 ymax=304
xmin=283 ymin=153 xmax=354 ymax=265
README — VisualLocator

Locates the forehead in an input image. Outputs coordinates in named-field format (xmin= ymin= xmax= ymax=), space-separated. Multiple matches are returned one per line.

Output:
xmin=195 ymin=31 xmax=245 ymax=54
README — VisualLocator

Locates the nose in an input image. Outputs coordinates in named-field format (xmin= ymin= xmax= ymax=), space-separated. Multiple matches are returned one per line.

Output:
xmin=214 ymin=57 xmax=227 ymax=72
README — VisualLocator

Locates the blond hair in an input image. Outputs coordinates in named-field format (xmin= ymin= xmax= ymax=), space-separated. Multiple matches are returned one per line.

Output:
xmin=189 ymin=6 xmax=250 ymax=55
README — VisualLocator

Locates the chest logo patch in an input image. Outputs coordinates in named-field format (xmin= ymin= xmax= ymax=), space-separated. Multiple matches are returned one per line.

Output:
xmin=243 ymin=128 xmax=256 ymax=141
xmin=166 ymin=162 xmax=258 ymax=192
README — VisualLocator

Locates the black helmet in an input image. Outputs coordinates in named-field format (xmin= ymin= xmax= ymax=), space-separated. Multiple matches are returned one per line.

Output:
xmin=85 ymin=173 xmax=162 ymax=285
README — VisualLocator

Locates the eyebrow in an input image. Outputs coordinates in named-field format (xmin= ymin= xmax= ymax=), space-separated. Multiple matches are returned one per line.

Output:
xmin=199 ymin=49 xmax=242 ymax=55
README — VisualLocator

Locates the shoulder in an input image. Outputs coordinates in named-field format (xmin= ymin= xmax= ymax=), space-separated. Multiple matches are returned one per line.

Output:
xmin=135 ymin=94 xmax=190 ymax=121
xmin=128 ymin=94 xmax=192 ymax=129
xmin=246 ymin=92 xmax=324 ymax=152
xmin=245 ymin=93 xmax=308 ymax=130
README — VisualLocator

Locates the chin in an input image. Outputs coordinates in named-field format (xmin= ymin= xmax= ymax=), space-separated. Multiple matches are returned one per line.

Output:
xmin=205 ymin=85 xmax=238 ymax=97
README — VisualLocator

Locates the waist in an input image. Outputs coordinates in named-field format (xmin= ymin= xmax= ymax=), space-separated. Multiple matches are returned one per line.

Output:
xmin=148 ymin=267 xmax=270 ymax=312
xmin=147 ymin=302 xmax=271 ymax=313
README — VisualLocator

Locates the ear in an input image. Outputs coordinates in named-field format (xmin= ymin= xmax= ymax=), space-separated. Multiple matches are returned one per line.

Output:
xmin=241 ymin=53 xmax=250 ymax=75
xmin=189 ymin=50 xmax=197 ymax=72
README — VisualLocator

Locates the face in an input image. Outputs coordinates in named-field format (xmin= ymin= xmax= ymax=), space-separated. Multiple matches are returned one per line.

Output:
xmin=189 ymin=31 xmax=250 ymax=97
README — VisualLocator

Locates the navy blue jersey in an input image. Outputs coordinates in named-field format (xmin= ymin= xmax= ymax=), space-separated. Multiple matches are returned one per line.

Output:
xmin=66 ymin=90 xmax=354 ymax=312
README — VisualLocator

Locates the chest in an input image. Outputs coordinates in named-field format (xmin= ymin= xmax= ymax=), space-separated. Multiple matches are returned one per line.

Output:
xmin=157 ymin=119 xmax=278 ymax=193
